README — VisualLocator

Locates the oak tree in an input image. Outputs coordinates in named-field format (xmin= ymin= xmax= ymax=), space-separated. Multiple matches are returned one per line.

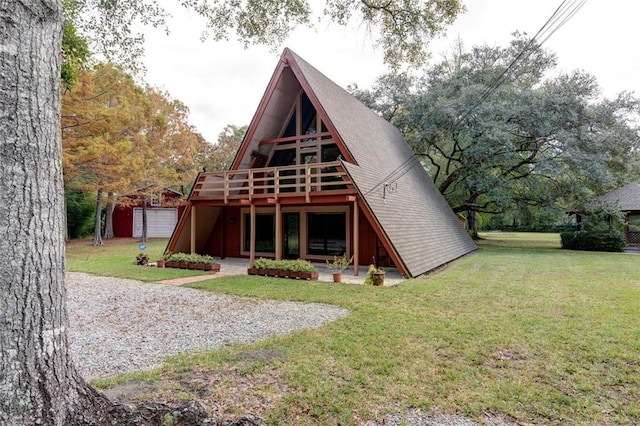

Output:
xmin=355 ymin=35 xmax=640 ymax=237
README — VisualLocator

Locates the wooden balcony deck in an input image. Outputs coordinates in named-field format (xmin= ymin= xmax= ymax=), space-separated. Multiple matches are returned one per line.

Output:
xmin=190 ymin=161 xmax=356 ymax=203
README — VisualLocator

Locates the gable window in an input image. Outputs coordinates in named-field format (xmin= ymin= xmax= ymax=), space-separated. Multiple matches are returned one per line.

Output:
xmin=265 ymin=90 xmax=345 ymax=173
xmin=150 ymin=193 xmax=162 ymax=207
xmin=300 ymin=92 xmax=316 ymax=137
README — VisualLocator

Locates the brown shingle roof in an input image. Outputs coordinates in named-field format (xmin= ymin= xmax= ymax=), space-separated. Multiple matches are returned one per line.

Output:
xmin=600 ymin=181 xmax=640 ymax=211
xmin=285 ymin=49 xmax=476 ymax=276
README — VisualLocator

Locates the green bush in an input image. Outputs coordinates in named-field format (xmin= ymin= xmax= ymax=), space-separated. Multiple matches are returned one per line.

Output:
xmin=251 ymin=258 xmax=317 ymax=273
xmin=168 ymin=253 xmax=218 ymax=264
xmin=560 ymin=230 xmax=626 ymax=252
xmin=66 ymin=190 xmax=95 ymax=238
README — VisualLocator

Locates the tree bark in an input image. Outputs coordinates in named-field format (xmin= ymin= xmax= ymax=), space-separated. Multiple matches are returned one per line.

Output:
xmin=466 ymin=210 xmax=480 ymax=239
xmin=103 ymin=192 xmax=115 ymax=239
xmin=141 ymin=195 xmax=148 ymax=243
xmin=92 ymin=189 xmax=104 ymax=246
xmin=0 ymin=2 xmax=121 ymax=424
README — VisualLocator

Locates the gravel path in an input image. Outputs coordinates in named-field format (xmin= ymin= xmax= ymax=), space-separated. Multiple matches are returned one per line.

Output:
xmin=67 ymin=272 xmax=349 ymax=379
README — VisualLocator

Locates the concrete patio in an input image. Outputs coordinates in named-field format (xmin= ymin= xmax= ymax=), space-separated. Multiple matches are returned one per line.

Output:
xmin=159 ymin=257 xmax=406 ymax=286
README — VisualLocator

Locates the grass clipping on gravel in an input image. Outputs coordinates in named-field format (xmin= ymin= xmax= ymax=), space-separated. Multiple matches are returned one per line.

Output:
xmin=77 ymin=233 xmax=640 ymax=425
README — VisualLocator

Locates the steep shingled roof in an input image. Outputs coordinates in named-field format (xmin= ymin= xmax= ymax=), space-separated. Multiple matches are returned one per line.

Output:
xmin=601 ymin=181 xmax=640 ymax=211
xmin=285 ymin=49 xmax=476 ymax=276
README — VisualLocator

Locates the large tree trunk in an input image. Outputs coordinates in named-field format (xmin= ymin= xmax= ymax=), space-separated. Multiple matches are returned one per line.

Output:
xmin=466 ymin=210 xmax=480 ymax=239
xmin=92 ymin=189 xmax=104 ymax=246
xmin=103 ymin=192 xmax=115 ymax=239
xmin=0 ymin=3 xmax=122 ymax=424
xmin=2 ymin=0 xmax=75 ymax=421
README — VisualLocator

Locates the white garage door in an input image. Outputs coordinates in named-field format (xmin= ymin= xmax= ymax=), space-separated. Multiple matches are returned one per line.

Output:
xmin=132 ymin=208 xmax=178 ymax=238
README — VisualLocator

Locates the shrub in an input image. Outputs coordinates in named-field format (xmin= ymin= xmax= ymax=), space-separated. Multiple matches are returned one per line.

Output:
xmin=326 ymin=254 xmax=353 ymax=271
xmin=364 ymin=264 xmax=383 ymax=285
xmin=168 ymin=253 xmax=218 ymax=264
xmin=293 ymin=259 xmax=316 ymax=273
xmin=251 ymin=258 xmax=317 ymax=273
xmin=560 ymin=230 xmax=626 ymax=252
xmin=136 ymin=252 xmax=149 ymax=265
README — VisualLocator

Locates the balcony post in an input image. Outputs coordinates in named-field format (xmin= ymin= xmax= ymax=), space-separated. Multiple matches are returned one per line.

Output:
xmin=249 ymin=203 xmax=256 ymax=267
xmin=353 ymin=198 xmax=359 ymax=276
xmin=305 ymin=165 xmax=311 ymax=203
xmin=190 ymin=205 xmax=196 ymax=254
xmin=275 ymin=203 xmax=282 ymax=260
xmin=224 ymin=172 xmax=229 ymax=204
xmin=249 ymin=170 xmax=254 ymax=201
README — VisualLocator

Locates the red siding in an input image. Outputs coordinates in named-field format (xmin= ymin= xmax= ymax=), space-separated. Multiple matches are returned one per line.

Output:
xmin=204 ymin=206 xmax=242 ymax=258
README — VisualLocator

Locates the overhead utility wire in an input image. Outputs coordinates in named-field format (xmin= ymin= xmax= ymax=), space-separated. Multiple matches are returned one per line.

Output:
xmin=457 ymin=0 xmax=586 ymax=125
xmin=363 ymin=0 xmax=587 ymax=199
xmin=363 ymin=155 xmax=422 ymax=196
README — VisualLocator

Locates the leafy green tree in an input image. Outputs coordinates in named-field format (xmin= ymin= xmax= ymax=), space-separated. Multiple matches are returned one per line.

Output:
xmin=2 ymin=1 xmax=464 ymax=423
xmin=355 ymin=35 xmax=640 ymax=237
xmin=61 ymin=19 xmax=89 ymax=89
xmin=64 ymin=0 xmax=465 ymax=71
xmin=196 ymin=124 xmax=247 ymax=173
xmin=65 ymin=190 xmax=96 ymax=239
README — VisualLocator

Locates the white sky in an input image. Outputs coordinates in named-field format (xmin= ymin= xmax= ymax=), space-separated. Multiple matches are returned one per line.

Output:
xmin=141 ymin=0 xmax=640 ymax=143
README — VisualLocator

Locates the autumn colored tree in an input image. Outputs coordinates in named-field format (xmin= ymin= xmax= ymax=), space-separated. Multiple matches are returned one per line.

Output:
xmin=131 ymin=88 xmax=205 ymax=242
xmin=62 ymin=64 xmax=155 ymax=244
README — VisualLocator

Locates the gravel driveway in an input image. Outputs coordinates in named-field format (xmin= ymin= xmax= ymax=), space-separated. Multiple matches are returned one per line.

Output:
xmin=67 ymin=272 xmax=348 ymax=379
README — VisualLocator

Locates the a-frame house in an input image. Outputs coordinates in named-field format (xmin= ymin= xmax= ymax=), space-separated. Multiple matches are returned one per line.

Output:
xmin=166 ymin=48 xmax=476 ymax=278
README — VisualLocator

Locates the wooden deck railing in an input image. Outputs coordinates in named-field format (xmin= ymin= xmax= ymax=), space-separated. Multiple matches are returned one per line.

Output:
xmin=190 ymin=161 xmax=354 ymax=202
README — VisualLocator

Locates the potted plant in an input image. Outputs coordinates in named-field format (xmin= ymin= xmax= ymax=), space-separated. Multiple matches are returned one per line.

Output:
xmin=136 ymin=252 xmax=149 ymax=266
xmin=202 ymin=255 xmax=220 ymax=272
xmin=298 ymin=260 xmax=319 ymax=281
xmin=364 ymin=264 xmax=385 ymax=286
xmin=288 ymin=259 xmax=303 ymax=279
xmin=169 ymin=253 xmax=188 ymax=269
xmin=185 ymin=253 xmax=198 ymax=270
xmin=156 ymin=259 xmax=165 ymax=268
xmin=249 ymin=257 xmax=270 ymax=275
xmin=326 ymin=254 xmax=353 ymax=283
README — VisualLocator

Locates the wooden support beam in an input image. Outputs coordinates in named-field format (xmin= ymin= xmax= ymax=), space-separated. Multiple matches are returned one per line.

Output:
xmin=353 ymin=199 xmax=359 ymax=276
xmin=249 ymin=204 xmax=256 ymax=267
xmin=190 ymin=205 xmax=196 ymax=254
xmin=224 ymin=173 xmax=229 ymax=204
xmin=305 ymin=165 xmax=311 ymax=203
xmin=275 ymin=203 xmax=282 ymax=260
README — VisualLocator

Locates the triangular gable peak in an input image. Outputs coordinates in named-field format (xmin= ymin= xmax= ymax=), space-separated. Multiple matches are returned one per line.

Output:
xmin=231 ymin=49 xmax=356 ymax=172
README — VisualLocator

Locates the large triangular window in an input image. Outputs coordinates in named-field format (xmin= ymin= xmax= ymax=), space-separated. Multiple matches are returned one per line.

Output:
xmin=267 ymin=90 xmax=340 ymax=169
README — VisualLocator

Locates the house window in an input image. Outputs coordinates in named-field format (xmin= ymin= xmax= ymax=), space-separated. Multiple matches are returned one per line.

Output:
xmin=244 ymin=213 xmax=275 ymax=253
xmin=150 ymin=193 xmax=162 ymax=207
xmin=307 ymin=212 xmax=346 ymax=256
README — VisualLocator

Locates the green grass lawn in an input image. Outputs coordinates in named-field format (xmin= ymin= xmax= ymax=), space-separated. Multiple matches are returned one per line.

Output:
xmin=69 ymin=234 xmax=640 ymax=425
xmin=65 ymin=238 xmax=208 ymax=281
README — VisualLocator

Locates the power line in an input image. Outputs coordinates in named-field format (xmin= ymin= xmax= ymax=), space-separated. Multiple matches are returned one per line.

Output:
xmin=365 ymin=0 xmax=587 ymax=199
xmin=457 ymin=0 xmax=587 ymax=125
